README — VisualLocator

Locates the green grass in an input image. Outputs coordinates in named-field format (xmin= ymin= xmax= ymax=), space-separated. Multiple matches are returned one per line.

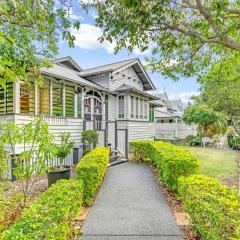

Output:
xmin=182 ymin=146 xmax=237 ymax=180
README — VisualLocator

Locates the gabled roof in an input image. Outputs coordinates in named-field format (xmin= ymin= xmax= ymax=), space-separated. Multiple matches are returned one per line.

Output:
xmin=170 ymin=100 xmax=184 ymax=112
xmin=53 ymin=56 xmax=82 ymax=72
xmin=156 ymin=92 xmax=172 ymax=110
xmin=79 ymin=58 xmax=156 ymax=91
xmin=41 ymin=64 xmax=110 ymax=92
xmin=112 ymin=84 xmax=159 ymax=100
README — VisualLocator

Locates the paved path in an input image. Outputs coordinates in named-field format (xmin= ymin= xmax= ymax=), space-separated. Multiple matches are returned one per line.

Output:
xmin=79 ymin=162 xmax=183 ymax=240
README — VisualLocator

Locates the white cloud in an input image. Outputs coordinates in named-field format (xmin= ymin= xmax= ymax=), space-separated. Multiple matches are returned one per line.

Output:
xmin=68 ymin=7 xmax=84 ymax=21
xmin=169 ymin=91 xmax=200 ymax=104
xmin=72 ymin=24 xmax=116 ymax=53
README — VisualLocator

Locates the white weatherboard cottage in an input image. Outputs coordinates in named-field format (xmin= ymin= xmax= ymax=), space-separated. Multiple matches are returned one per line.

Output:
xmin=0 ymin=56 xmax=159 ymax=166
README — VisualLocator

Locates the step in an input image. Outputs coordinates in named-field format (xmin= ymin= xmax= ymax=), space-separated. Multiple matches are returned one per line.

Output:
xmin=109 ymin=154 xmax=122 ymax=162
xmin=108 ymin=159 xmax=128 ymax=167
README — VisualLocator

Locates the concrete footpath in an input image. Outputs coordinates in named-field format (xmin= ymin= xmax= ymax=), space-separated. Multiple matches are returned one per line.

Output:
xmin=79 ymin=162 xmax=183 ymax=240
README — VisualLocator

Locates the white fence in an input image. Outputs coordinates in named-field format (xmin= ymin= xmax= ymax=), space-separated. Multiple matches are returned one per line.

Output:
xmin=155 ymin=123 xmax=197 ymax=139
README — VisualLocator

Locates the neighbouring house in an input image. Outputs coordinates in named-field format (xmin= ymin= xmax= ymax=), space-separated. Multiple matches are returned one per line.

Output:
xmin=0 ymin=56 xmax=159 ymax=170
xmin=154 ymin=93 xmax=197 ymax=140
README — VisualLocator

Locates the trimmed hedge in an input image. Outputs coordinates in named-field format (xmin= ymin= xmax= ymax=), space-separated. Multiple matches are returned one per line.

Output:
xmin=76 ymin=147 xmax=109 ymax=205
xmin=130 ymin=141 xmax=199 ymax=190
xmin=1 ymin=179 xmax=84 ymax=240
xmin=178 ymin=175 xmax=240 ymax=240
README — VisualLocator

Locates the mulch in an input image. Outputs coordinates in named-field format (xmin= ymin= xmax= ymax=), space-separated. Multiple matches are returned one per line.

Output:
xmin=3 ymin=165 xmax=77 ymax=201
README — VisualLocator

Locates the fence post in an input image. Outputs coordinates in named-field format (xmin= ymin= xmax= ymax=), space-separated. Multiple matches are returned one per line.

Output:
xmin=125 ymin=128 xmax=128 ymax=159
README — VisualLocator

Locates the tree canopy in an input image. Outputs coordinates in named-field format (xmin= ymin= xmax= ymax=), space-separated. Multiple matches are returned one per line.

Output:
xmin=89 ymin=0 xmax=240 ymax=79
xmin=0 ymin=0 xmax=80 ymax=88
xmin=198 ymin=56 xmax=240 ymax=133
xmin=183 ymin=105 xmax=227 ymax=137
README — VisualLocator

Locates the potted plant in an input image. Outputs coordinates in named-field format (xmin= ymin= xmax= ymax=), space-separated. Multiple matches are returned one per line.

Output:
xmin=47 ymin=132 xmax=74 ymax=187
xmin=81 ymin=130 xmax=98 ymax=155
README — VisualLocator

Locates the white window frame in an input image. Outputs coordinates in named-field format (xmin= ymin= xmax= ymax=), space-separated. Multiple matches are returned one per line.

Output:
xmin=118 ymin=95 xmax=124 ymax=119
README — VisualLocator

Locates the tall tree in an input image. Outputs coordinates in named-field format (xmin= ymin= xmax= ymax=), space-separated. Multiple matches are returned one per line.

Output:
xmin=183 ymin=105 xmax=228 ymax=137
xmin=198 ymin=56 xmax=240 ymax=134
xmin=87 ymin=0 xmax=240 ymax=79
xmin=0 ymin=0 xmax=81 ymax=88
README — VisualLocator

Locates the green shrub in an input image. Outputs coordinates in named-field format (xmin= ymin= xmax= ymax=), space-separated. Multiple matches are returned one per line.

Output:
xmin=81 ymin=130 xmax=99 ymax=154
xmin=1 ymin=179 xmax=83 ymax=240
xmin=76 ymin=147 xmax=109 ymax=205
xmin=178 ymin=175 xmax=240 ymax=240
xmin=130 ymin=141 xmax=199 ymax=190
xmin=186 ymin=135 xmax=201 ymax=146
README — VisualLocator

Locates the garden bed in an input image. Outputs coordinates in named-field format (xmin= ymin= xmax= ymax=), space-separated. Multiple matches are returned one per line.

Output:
xmin=3 ymin=166 xmax=77 ymax=200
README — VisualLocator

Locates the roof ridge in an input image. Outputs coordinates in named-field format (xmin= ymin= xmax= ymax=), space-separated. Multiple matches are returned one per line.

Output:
xmin=81 ymin=58 xmax=138 ymax=71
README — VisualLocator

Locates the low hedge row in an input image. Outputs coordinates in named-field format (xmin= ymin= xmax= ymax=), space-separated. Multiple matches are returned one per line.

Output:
xmin=1 ymin=179 xmax=84 ymax=240
xmin=130 ymin=141 xmax=199 ymax=190
xmin=76 ymin=147 xmax=109 ymax=205
xmin=178 ymin=175 xmax=240 ymax=240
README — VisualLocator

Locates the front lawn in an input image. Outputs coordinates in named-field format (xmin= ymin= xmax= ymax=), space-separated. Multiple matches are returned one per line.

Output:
xmin=183 ymin=146 xmax=238 ymax=184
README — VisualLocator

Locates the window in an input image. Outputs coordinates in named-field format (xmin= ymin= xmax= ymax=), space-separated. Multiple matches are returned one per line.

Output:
xmin=118 ymin=95 xmax=124 ymax=118
xmin=140 ymin=99 xmax=143 ymax=119
xmin=20 ymin=83 xmax=34 ymax=114
xmin=94 ymin=98 xmax=102 ymax=121
xmin=84 ymin=98 xmax=91 ymax=120
xmin=169 ymin=119 xmax=174 ymax=123
xmin=65 ymin=83 xmax=75 ymax=118
xmin=52 ymin=80 xmax=63 ymax=116
xmin=149 ymin=104 xmax=155 ymax=122
xmin=0 ymin=82 xmax=13 ymax=115
xmin=131 ymin=96 xmax=134 ymax=118
xmin=161 ymin=119 xmax=165 ymax=123
xmin=144 ymin=100 xmax=147 ymax=119
xmin=135 ymin=97 xmax=139 ymax=118
xmin=38 ymin=80 xmax=50 ymax=115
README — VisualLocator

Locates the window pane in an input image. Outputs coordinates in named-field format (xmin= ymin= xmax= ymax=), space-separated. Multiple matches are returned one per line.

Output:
xmin=38 ymin=79 xmax=50 ymax=115
xmin=131 ymin=96 xmax=134 ymax=118
xmin=140 ymin=99 xmax=143 ymax=119
xmin=0 ymin=82 xmax=13 ymax=115
xmin=136 ymin=97 xmax=139 ymax=118
xmin=65 ymin=83 xmax=75 ymax=118
xmin=118 ymin=95 xmax=124 ymax=118
xmin=20 ymin=83 xmax=34 ymax=115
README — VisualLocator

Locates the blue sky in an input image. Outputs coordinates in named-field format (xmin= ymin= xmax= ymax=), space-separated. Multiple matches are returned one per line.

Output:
xmin=57 ymin=4 xmax=200 ymax=103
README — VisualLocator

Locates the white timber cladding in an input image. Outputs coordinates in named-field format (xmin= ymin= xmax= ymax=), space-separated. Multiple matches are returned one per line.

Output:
xmin=12 ymin=115 xmax=84 ymax=154
xmin=110 ymin=66 xmax=143 ymax=91
xmin=108 ymin=95 xmax=117 ymax=120
xmin=116 ymin=120 xmax=156 ymax=154
xmin=87 ymin=74 xmax=109 ymax=89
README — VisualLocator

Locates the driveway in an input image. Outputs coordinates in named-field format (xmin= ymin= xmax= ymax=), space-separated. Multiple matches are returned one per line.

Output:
xmin=79 ymin=162 xmax=183 ymax=240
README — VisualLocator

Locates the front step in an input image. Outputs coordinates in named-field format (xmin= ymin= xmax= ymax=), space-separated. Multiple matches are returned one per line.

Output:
xmin=108 ymin=159 xmax=128 ymax=167
xmin=109 ymin=154 xmax=122 ymax=162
